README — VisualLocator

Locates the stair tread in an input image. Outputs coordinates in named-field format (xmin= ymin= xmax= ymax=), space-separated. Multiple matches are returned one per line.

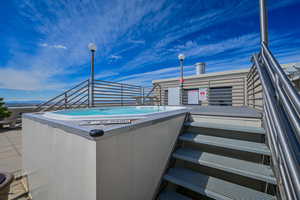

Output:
xmin=164 ymin=168 xmax=276 ymax=200
xmin=159 ymin=190 xmax=192 ymax=200
xmin=185 ymin=121 xmax=265 ymax=135
xmin=173 ymin=148 xmax=276 ymax=184
xmin=179 ymin=133 xmax=271 ymax=156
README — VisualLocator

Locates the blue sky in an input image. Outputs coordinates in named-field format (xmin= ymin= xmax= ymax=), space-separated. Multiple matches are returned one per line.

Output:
xmin=0 ymin=0 xmax=300 ymax=101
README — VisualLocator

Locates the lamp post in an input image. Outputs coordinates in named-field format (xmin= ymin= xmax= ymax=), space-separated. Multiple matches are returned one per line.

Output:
xmin=88 ymin=43 xmax=97 ymax=107
xmin=178 ymin=53 xmax=185 ymax=105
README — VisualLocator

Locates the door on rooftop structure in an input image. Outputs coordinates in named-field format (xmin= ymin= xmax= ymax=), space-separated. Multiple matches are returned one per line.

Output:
xmin=209 ymin=86 xmax=232 ymax=106
xmin=187 ymin=89 xmax=199 ymax=105
xmin=168 ymin=87 xmax=180 ymax=105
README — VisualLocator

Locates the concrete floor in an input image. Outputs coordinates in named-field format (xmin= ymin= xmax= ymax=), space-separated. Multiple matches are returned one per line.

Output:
xmin=0 ymin=127 xmax=29 ymax=200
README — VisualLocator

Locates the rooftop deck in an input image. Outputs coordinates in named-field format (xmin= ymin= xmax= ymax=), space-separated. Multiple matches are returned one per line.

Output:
xmin=0 ymin=128 xmax=29 ymax=200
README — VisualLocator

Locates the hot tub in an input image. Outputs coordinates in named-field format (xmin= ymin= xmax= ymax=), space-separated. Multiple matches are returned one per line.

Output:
xmin=22 ymin=106 xmax=188 ymax=200
xmin=43 ymin=106 xmax=185 ymax=120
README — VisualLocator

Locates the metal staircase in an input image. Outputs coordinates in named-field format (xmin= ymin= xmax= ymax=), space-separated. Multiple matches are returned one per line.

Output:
xmin=157 ymin=115 xmax=277 ymax=200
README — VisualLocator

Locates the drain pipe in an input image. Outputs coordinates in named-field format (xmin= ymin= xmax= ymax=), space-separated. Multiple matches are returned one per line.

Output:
xmin=259 ymin=0 xmax=269 ymax=46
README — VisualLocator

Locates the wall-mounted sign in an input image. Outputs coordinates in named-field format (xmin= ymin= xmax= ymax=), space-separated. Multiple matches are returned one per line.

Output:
xmin=199 ymin=88 xmax=208 ymax=101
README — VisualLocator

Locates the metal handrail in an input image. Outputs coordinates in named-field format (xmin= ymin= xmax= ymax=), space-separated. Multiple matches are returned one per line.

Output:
xmin=35 ymin=80 xmax=89 ymax=112
xmin=35 ymin=79 xmax=157 ymax=112
xmin=250 ymin=47 xmax=300 ymax=199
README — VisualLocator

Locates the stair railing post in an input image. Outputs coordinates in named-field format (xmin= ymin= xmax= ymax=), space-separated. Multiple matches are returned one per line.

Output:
xmin=259 ymin=0 xmax=269 ymax=46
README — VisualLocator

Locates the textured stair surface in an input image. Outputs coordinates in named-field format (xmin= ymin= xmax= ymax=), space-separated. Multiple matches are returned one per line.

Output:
xmin=173 ymin=148 xmax=276 ymax=184
xmin=164 ymin=168 xmax=276 ymax=200
xmin=185 ymin=121 xmax=265 ymax=135
xmin=158 ymin=190 xmax=192 ymax=200
xmin=179 ymin=132 xmax=271 ymax=156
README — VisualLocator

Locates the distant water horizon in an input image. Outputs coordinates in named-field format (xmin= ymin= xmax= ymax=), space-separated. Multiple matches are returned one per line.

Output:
xmin=6 ymin=100 xmax=45 ymax=107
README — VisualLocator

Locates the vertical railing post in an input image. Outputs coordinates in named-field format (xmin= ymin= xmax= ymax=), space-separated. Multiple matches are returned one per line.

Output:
xmin=64 ymin=93 xmax=68 ymax=109
xmin=243 ymin=77 xmax=246 ymax=106
xmin=252 ymin=74 xmax=255 ymax=109
xmin=121 ymin=84 xmax=123 ymax=106
xmin=142 ymin=87 xmax=145 ymax=105
xmin=159 ymin=85 xmax=162 ymax=106
xmin=88 ymin=80 xmax=90 ymax=107
xmin=259 ymin=0 xmax=269 ymax=46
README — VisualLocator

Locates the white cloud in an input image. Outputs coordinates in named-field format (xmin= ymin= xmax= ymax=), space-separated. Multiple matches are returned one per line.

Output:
xmin=109 ymin=55 xmax=122 ymax=60
xmin=40 ymin=43 xmax=67 ymax=49
xmin=0 ymin=67 xmax=69 ymax=91
xmin=52 ymin=44 xmax=67 ymax=49
xmin=1 ymin=0 xmax=299 ymax=95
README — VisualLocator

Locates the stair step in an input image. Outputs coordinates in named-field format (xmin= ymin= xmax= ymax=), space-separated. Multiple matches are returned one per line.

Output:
xmin=173 ymin=148 xmax=276 ymax=184
xmin=179 ymin=133 xmax=271 ymax=156
xmin=164 ymin=168 xmax=276 ymax=200
xmin=158 ymin=190 xmax=192 ymax=200
xmin=185 ymin=121 xmax=265 ymax=135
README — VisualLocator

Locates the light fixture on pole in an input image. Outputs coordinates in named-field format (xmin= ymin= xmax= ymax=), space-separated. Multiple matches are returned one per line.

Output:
xmin=88 ymin=43 xmax=97 ymax=107
xmin=178 ymin=53 xmax=185 ymax=105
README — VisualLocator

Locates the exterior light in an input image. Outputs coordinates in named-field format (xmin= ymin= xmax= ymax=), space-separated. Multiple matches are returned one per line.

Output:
xmin=178 ymin=53 xmax=186 ymax=105
xmin=88 ymin=43 xmax=97 ymax=52
xmin=88 ymin=43 xmax=97 ymax=107
xmin=178 ymin=53 xmax=185 ymax=61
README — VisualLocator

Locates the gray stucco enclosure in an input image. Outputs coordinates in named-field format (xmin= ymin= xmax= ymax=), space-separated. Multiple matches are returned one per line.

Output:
xmin=22 ymin=107 xmax=188 ymax=200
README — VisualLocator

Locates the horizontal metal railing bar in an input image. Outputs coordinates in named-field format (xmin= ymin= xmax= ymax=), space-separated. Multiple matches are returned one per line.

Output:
xmin=42 ymin=95 xmax=69 ymax=111
xmin=93 ymin=96 xmax=137 ymax=100
xmin=247 ymin=82 xmax=262 ymax=91
xmin=208 ymin=95 xmax=244 ymax=98
xmin=74 ymin=99 xmax=89 ymax=109
xmin=93 ymin=89 xmax=141 ymax=94
xmin=69 ymin=95 xmax=89 ymax=107
xmin=67 ymin=89 xmax=89 ymax=103
xmin=208 ymin=98 xmax=244 ymax=101
xmin=93 ymin=92 xmax=141 ymax=97
xmin=247 ymin=69 xmax=258 ymax=81
xmin=208 ymin=87 xmax=244 ymax=91
xmin=247 ymin=97 xmax=263 ymax=100
xmin=93 ymin=85 xmax=124 ymax=91
xmin=208 ymin=91 xmax=244 ymax=95
xmin=94 ymin=79 xmax=141 ymax=89
xmin=93 ymin=99 xmax=136 ymax=102
xmin=66 ymin=85 xmax=89 ymax=98
xmin=93 ymin=84 xmax=141 ymax=92
xmin=247 ymin=68 xmax=258 ymax=79
xmin=247 ymin=103 xmax=263 ymax=107
xmin=93 ymin=88 xmax=141 ymax=94
xmin=247 ymin=88 xmax=263 ymax=95
xmin=35 ymin=80 xmax=89 ymax=110
xmin=247 ymin=76 xmax=260 ymax=87
xmin=94 ymin=80 xmax=141 ymax=88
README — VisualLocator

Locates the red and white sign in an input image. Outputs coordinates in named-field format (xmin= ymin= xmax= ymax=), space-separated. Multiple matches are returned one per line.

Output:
xmin=199 ymin=88 xmax=208 ymax=101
